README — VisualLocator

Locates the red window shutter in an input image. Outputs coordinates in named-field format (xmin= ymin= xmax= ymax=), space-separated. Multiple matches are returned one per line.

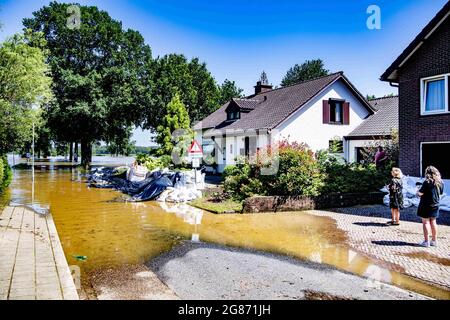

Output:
xmin=343 ymin=102 xmax=350 ymax=125
xmin=323 ymin=100 xmax=330 ymax=124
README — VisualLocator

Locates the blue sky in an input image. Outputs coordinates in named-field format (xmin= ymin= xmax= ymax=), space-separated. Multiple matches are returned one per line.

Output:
xmin=1 ymin=0 xmax=447 ymax=146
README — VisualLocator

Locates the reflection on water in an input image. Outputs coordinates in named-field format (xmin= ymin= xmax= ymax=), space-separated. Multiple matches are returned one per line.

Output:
xmin=6 ymin=167 xmax=450 ymax=299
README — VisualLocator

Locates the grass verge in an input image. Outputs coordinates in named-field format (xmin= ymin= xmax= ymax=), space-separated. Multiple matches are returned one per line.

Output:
xmin=189 ymin=198 xmax=243 ymax=214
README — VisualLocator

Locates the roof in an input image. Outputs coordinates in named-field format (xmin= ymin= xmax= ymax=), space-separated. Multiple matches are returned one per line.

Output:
xmin=345 ymin=96 xmax=398 ymax=139
xmin=381 ymin=1 xmax=450 ymax=82
xmin=194 ymin=72 xmax=375 ymax=131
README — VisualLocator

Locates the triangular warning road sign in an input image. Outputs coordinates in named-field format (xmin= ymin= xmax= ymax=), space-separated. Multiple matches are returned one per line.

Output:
xmin=188 ymin=140 xmax=203 ymax=154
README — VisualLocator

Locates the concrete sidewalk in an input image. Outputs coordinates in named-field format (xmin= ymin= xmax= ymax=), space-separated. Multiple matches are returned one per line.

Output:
xmin=0 ymin=206 xmax=79 ymax=300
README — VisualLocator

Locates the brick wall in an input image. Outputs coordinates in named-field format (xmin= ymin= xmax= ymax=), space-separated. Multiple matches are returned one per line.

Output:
xmin=243 ymin=192 xmax=385 ymax=213
xmin=398 ymin=17 xmax=450 ymax=177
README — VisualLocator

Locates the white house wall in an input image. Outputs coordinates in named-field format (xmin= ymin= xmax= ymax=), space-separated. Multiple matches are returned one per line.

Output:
xmin=276 ymin=80 xmax=370 ymax=151
xmin=346 ymin=139 xmax=376 ymax=163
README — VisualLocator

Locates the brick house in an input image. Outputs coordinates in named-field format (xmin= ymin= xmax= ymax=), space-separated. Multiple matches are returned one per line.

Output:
xmin=381 ymin=1 xmax=450 ymax=178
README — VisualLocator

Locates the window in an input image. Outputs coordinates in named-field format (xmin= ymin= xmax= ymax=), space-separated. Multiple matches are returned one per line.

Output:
xmin=421 ymin=74 xmax=449 ymax=115
xmin=329 ymin=100 xmax=344 ymax=124
xmin=227 ymin=110 xmax=240 ymax=121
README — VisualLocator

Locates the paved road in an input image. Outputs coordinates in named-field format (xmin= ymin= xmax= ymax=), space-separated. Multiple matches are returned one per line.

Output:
xmin=147 ymin=241 xmax=428 ymax=300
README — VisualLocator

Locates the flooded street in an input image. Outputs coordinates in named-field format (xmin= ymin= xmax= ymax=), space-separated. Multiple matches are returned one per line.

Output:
xmin=3 ymin=164 xmax=449 ymax=299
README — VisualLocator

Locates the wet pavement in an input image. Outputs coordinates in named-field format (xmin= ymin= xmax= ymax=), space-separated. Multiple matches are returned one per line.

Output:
xmin=311 ymin=207 xmax=450 ymax=297
xmin=148 ymin=241 xmax=428 ymax=300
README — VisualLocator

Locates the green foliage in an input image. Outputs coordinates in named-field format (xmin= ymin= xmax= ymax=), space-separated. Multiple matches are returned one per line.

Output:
xmin=224 ymin=141 xmax=390 ymax=201
xmin=223 ymin=163 xmax=265 ymax=201
xmin=0 ymin=156 xmax=12 ymax=193
xmin=223 ymin=141 xmax=323 ymax=200
xmin=135 ymin=154 xmax=172 ymax=171
xmin=219 ymin=79 xmax=244 ymax=105
xmin=281 ymin=59 xmax=330 ymax=87
xmin=189 ymin=198 xmax=243 ymax=214
xmin=259 ymin=141 xmax=324 ymax=197
xmin=0 ymin=31 xmax=53 ymax=154
xmin=146 ymin=54 xmax=221 ymax=129
xmin=24 ymin=2 xmax=154 ymax=166
xmin=317 ymin=150 xmax=389 ymax=194
xmin=156 ymin=93 xmax=192 ymax=158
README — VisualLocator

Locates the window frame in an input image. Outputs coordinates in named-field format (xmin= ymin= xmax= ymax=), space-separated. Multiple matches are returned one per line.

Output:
xmin=420 ymin=74 xmax=449 ymax=116
xmin=329 ymin=99 xmax=344 ymax=124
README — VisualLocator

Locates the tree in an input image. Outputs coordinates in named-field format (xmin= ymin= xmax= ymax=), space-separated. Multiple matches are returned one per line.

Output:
xmin=259 ymin=71 xmax=269 ymax=84
xmin=23 ymin=2 xmax=154 ymax=168
xmin=281 ymin=59 xmax=330 ymax=87
xmin=156 ymin=93 xmax=192 ymax=159
xmin=219 ymin=79 xmax=244 ymax=105
xmin=144 ymin=54 xmax=221 ymax=129
xmin=0 ymin=31 xmax=53 ymax=155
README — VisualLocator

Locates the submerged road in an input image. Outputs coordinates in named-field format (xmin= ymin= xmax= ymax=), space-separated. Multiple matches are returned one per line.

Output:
xmin=147 ymin=241 xmax=428 ymax=300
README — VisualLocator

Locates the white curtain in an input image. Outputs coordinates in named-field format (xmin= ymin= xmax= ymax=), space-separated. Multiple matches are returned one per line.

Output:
xmin=425 ymin=79 xmax=445 ymax=111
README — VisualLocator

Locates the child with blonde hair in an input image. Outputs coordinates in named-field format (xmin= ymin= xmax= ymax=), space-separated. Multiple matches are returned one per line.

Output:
xmin=417 ymin=166 xmax=444 ymax=247
xmin=387 ymin=167 xmax=403 ymax=226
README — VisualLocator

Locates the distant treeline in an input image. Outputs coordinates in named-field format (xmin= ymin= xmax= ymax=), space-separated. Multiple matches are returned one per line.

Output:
xmin=93 ymin=145 xmax=157 ymax=156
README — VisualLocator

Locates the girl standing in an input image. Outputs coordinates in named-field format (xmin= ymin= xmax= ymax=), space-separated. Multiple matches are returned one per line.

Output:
xmin=417 ymin=166 xmax=444 ymax=247
xmin=387 ymin=168 xmax=403 ymax=226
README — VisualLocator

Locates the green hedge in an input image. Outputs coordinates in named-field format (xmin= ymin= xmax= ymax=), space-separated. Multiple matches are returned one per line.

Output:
xmin=223 ymin=142 xmax=391 ymax=201
xmin=0 ymin=155 xmax=12 ymax=193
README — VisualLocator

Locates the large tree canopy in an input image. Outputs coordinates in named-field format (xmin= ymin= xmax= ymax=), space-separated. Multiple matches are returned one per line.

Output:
xmin=144 ymin=54 xmax=221 ymax=129
xmin=23 ymin=1 xmax=154 ymax=166
xmin=281 ymin=59 xmax=330 ymax=87
xmin=219 ymin=79 xmax=244 ymax=105
xmin=0 ymin=31 xmax=53 ymax=155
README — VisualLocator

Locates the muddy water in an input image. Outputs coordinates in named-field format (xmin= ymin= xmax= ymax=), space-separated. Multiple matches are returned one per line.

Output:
xmin=7 ymin=168 xmax=450 ymax=299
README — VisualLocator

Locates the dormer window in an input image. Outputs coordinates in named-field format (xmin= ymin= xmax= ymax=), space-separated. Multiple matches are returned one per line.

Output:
xmin=227 ymin=110 xmax=240 ymax=121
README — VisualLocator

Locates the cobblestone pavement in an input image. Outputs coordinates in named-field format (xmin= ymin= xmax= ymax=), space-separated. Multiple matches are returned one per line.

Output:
xmin=0 ymin=206 xmax=79 ymax=300
xmin=309 ymin=205 xmax=450 ymax=291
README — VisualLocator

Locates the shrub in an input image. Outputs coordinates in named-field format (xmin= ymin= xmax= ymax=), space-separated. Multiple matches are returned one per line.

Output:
xmin=223 ymin=142 xmax=391 ymax=201
xmin=258 ymin=141 xmax=324 ymax=197
xmin=135 ymin=154 xmax=172 ymax=171
xmin=0 ymin=155 xmax=12 ymax=193
xmin=223 ymin=163 xmax=265 ymax=201
xmin=317 ymin=150 xmax=388 ymax=194
xmin=223 ymin=140 xmax=324 ymax=200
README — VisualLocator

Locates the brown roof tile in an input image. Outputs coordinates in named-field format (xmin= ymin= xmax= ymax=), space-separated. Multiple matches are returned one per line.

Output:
xmin=194 ymin=72 xmax=374 ymax=131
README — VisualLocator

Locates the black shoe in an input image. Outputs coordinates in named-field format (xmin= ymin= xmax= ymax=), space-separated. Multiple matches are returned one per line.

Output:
xmin=386 ymin=221 xmax=395 ymax=226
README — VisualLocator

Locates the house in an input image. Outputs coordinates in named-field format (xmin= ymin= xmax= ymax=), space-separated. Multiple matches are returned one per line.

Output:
xmin=380 ymin=1 xmax=450 ymax=179
xmin=344 ymin=96 xmax=399 ymax=163
xmin=194 ymin=72 xmax=376 ymax=173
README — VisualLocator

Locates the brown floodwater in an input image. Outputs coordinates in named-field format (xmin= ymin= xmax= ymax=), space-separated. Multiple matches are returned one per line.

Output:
xmin=5 ymin=166 xmax=450 ymax=299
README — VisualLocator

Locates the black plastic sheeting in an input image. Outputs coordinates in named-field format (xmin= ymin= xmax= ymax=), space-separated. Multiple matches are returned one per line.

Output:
xmin=87 ymin=167 xmax=182 ymax=202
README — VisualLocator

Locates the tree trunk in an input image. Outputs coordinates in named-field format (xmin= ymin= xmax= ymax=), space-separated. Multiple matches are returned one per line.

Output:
xmin=81 ymin=141 xmax=92 ymax=169
xmin=69 ymin=142 xmax=74 ymax=162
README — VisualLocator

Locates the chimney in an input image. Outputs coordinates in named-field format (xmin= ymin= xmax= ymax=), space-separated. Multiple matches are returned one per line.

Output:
xmin=254 ymin=81 xmax=273 ymax=95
